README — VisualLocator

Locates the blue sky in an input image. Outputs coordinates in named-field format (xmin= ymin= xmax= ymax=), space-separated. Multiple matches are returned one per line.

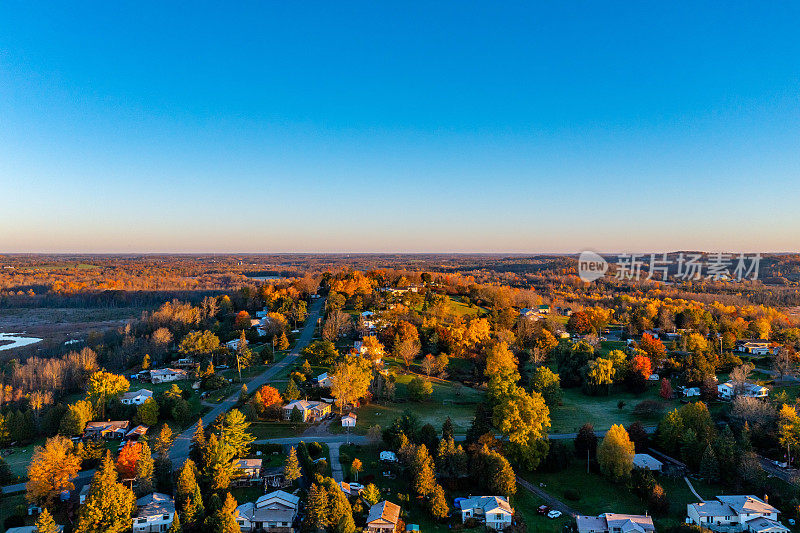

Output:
xmin=1 ymin=2 xmax=799 ymax=253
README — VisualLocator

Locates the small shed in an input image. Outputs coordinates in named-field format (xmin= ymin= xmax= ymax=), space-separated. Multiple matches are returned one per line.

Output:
xmin=342 ymin=413 xmax=357 ymax=427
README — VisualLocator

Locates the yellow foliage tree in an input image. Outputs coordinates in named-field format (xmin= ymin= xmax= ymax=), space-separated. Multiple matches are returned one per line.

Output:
xmin=598 ymin=424 xmax=635 ymax=481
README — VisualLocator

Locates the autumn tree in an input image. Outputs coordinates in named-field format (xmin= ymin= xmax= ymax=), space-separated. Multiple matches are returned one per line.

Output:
xmin=179 ymin=330 xmax=220 ymax=359
xmin=59 ymin=399 xmax=94 ymax=437
xmin=304 ymin=482 xmax=330 ymax=531
xmin=411 ymin=444 xmax=437 ymax=497
xmin=284 ymin=446 xmax=302 ymax=486
xmin=330 ymin=355 xmax=373 ymax=413
xmin=277 ymin=332 xmax=290 ymax=351
xmin=116 ymin=441 xmax=141 ymax=479
xmin=659 ymin=378 xmax=673 ymax=399
xmin=217 ymin=409 xmax=255 ymax=458
xmin=176 ymin=459 xmax=205 ymax=529
xmin=75 ymin=452 xmax=136 ymax=533
xmin=530 ymin=366 xmax=561 ymax=407
xmin=429 ymin=483 xmax=449 ymax=520
xmin=27 ymin=436 xmax=81 ymax=507
xmin=86 ymin=370 xmax=130 ymax=418
xmin=574 ymin=423 xmax=598 ymax=460
xmin=202 ymin=433 xmax=237 ymax=490
xmin=584 ymin=358 xmax=615 ymax=395
xmin=362 ymin=483 xmax=380 ymax=505
xmin=34 ymin=508 xmax=59 ymax=533
xmin=136 ymin=440 xmax=155 ymax=495
xmin=136 ymin=397 xmax=160 ymax=426
xmin=598 ymin=424 xmax=635 ymax=481
xmin=203 ymin=492 xmax=241 ymax=533
xmin=251 ymin=385 xmax=283 ymax=419
xmin=350 ymin=458 xmax=362 ymax=481
xmin=408 ymin=376 xmax=433 ymax=401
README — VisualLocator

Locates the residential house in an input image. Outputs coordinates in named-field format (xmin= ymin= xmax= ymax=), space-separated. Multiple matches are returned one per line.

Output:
xmin=459 ymin=496 xmax=513 ymax=530
xmin=84 ymin=420 xmax=130 ymax=440
xmin=718 ymin=381 xmax=769 ymax=401
xmin=342 ymin=413 xmax=357 ymax=427
xmin=316 ymin=372 xmax=332 ymax=388
xmin=556 ymin=306 xmax=573 ymax=316
xmin=576 ymin=513 xmax=655 ymax=533
xmin=282 ymin=400 xmax=331 ymax=422
xmin=538 ymin=304 xmax=551 ymax=314
xmin=233 ymin=458 xmax=263 ymax=487
xmin=737 ymin=340 xmax=779 ymax=356
xmin=380 ymin=451 xmax=398 ymax=463
xmin=519 ymin=308 xmax=540 ymax=320
xmin=354 ymin=341 xmax=367 ymax=355
xmin=149 ymin=368 xmax=188 ymax=384
xmin=263 ymin=466 xmax=287 ymax=489
xmin=366 ymin=501 xmax=402 ymax=533
xmin=236 ymin=490 xmax=300 ymax=533
xmin=683 ymin=387 xmax=701 ymax=398
xmin=687 ymin=495 xmax=787 ymax=532
xmin=132 ymin=492 xmax=175 ymax=533
xmin=121 ymin=389 xmax=153 ymax=406
xmin=632 ymin=454 xmax=663 ymax=472
xmin=125 ymin=425 xmax=149 ymax=441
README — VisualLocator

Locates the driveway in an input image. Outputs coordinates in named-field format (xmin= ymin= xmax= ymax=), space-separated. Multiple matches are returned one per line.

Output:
xmin=516 ymin=476 xmax=578 ymax=517
xmin=169 ymin=296 xmax=326 ymax=467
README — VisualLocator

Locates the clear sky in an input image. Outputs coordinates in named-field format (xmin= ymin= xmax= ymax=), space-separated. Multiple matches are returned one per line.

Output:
xmin=1 ymin=2 xmax=799 ymax=253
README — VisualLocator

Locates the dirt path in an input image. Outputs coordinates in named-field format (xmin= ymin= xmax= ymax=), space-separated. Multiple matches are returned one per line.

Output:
xmin=683 ymin=476 xmax=705 ymax=502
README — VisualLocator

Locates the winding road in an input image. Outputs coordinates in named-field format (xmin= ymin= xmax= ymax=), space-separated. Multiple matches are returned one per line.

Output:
xmin=169 ymin=296 xmax=326 ymax=467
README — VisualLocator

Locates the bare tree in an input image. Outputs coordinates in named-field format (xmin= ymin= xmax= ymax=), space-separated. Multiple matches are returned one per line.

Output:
xmin=730 ymin=362 xmax=755 ymax=395
xmin=772 ymin=348 xmax=796 ymax=381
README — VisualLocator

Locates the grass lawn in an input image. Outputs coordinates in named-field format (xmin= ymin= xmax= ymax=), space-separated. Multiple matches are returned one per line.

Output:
xmin=3 ymin=441 xmax=38 ymax=478
xmin=351 ymin=375 xmax=484 ymax=435
xmin=249 ymin=421 xmax=309 ymax=439
xmin=549 ymin=385 xmax=673 ymax=434
xmin=513 ymin=487 xmax=571 ymax=532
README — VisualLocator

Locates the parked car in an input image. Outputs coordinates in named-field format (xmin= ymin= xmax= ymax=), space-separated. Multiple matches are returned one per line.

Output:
xmin=537 ymin=505 xmax=550 ymax=516
xmin=547 ymin=510 xmax=562 ymax=519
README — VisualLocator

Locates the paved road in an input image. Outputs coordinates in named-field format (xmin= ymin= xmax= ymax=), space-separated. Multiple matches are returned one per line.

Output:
xmin=169 ymin=296 xmax=326 ymax=467
xmin=758 ymin=455 xmax=798 ymax=483
xmin=548 ymin=426 xmax=656 ymax=440
xmin=329 ymin=443 xmax=344 ymax=482
xmin=2 ymin=468 xmax=95 ymax=495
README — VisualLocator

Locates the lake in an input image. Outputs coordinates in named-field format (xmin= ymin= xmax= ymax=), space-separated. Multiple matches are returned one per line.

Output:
xmin=0 ymin=333 xmax=43 ymax=351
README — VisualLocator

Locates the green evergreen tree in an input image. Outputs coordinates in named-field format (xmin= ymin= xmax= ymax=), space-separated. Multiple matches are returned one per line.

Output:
xmin=136 ymin=398 xmax=160 ymax=426
xmin=219 ymin=409 xmax=255 ymax=458
xmin=203 ymin=492 xmax=241 ymax=533
xmin=202 ymin=433 xmax=237 ymax=491
xmin=442 ymin=417 xmax=454 ymax=441
xmin=74 ymin=452 xmax=136 ymax=533
xmin=699 ymin=445 xmax=720 ymax=483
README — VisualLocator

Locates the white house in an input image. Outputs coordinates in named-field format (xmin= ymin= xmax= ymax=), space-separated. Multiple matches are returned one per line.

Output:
xmin=632 ymin=453 xmax=663 ymax=472
xmin=121 ymin=389 xmax=153 ymax=406
xmin=576 ymin=513 xmax=655 ymax=533
xmin=459 ymin=496 xmax=514 ymax=530
xmin=236 ymin=490 xmax=299 ymax=533
xmin=687 ymin=495 xmax=787 ymax=532
xmin=738 ymin=340 xmax=779 ymax=356
xmin=149 ymin=368 xmax=188 ymax=384
xmin=367 ymin=501 xmax=402 ymax=533
xmin=316 ymin=373 xmax=332 ymax=388
xmin=684 ymin=387 xmax=701 ymax=398
xmin=282 ymin=400 xmax=331 ymax=422
xmin=718 ymin=381 xmax=769 ymax=401
xmin=353 ymin=341 xmax=368 ymax=355
xmin=379 ymin=451 xmax=398 ymax=463
xmin=133 ymin=492 xmax=175 ymax=533
xmin=341 ymin=412 xmax=357 ymax=427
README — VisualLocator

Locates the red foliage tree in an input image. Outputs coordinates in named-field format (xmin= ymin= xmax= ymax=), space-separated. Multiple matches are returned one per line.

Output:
xmin=234 ymin=310 xmax=252 ymax=330
xmin=638 ymin=333 xmax=667 ymax=366
xmin=659 ymin=377 xmax=673 ymax=399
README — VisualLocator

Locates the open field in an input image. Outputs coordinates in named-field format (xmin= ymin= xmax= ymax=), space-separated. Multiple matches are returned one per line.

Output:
xmin=350 ymin=374 xmax=484 ymax=434
xmin=549 ymin=385 xmax=668 ymax=434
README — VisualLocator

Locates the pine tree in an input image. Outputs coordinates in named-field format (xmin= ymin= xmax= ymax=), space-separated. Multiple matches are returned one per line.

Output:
xmin=442 ymin=417 xmax=454 ymax=441
xmin=34 ymin=508 xmax=59 ymax=533
xmin=189 ymin=419 xmax=206 ymax=466
xmin=167 ymin=512 xmax=182 ymax=533
xmin=176 ymin=459 xmax=205 ymax=529
xmin=202 ymin=433 xmax=236 ymax=491
xmin=334 ymin=513 xmax=356 ymax=533
xmin=219 ymin=409 xmax=255 ymax=458
xmin=284 ymin=446 xmax=302 ymax=485
xmin=203 ymin=492 xmax=241 ymax=533
xmin=153 ymin=424 xmax=175 ymax=460
xmin=277 ymin=332 xmax=290 ymax=351
xmin=135 ymin=441 xmax=155 ymax=496
xmin=412 ymin=444 xmax=437 ymax=497
xmin=75 ymin=452 xmax=136 ymax=533
xmin=304 ymin=482 xmax=330 ymax=531
xmin=700 ymin=445 xmax=720 ymax=482
xmin=429 ymin=483 xmax=449 ymax=520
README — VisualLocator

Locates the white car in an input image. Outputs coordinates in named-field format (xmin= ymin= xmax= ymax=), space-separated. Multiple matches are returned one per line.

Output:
xmin=547 ymin=510 xmax=562 ymax=519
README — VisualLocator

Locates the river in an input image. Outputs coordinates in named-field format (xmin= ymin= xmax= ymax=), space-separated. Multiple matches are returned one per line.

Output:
xmin=0 ymin=333 xmax=43 ymax=351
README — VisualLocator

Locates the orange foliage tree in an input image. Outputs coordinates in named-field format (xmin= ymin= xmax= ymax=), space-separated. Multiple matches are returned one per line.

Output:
xmin=116 ymin=441 xmax=141 ymax=479
xmin=630 ymin=354 xmax=652 ymax=380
